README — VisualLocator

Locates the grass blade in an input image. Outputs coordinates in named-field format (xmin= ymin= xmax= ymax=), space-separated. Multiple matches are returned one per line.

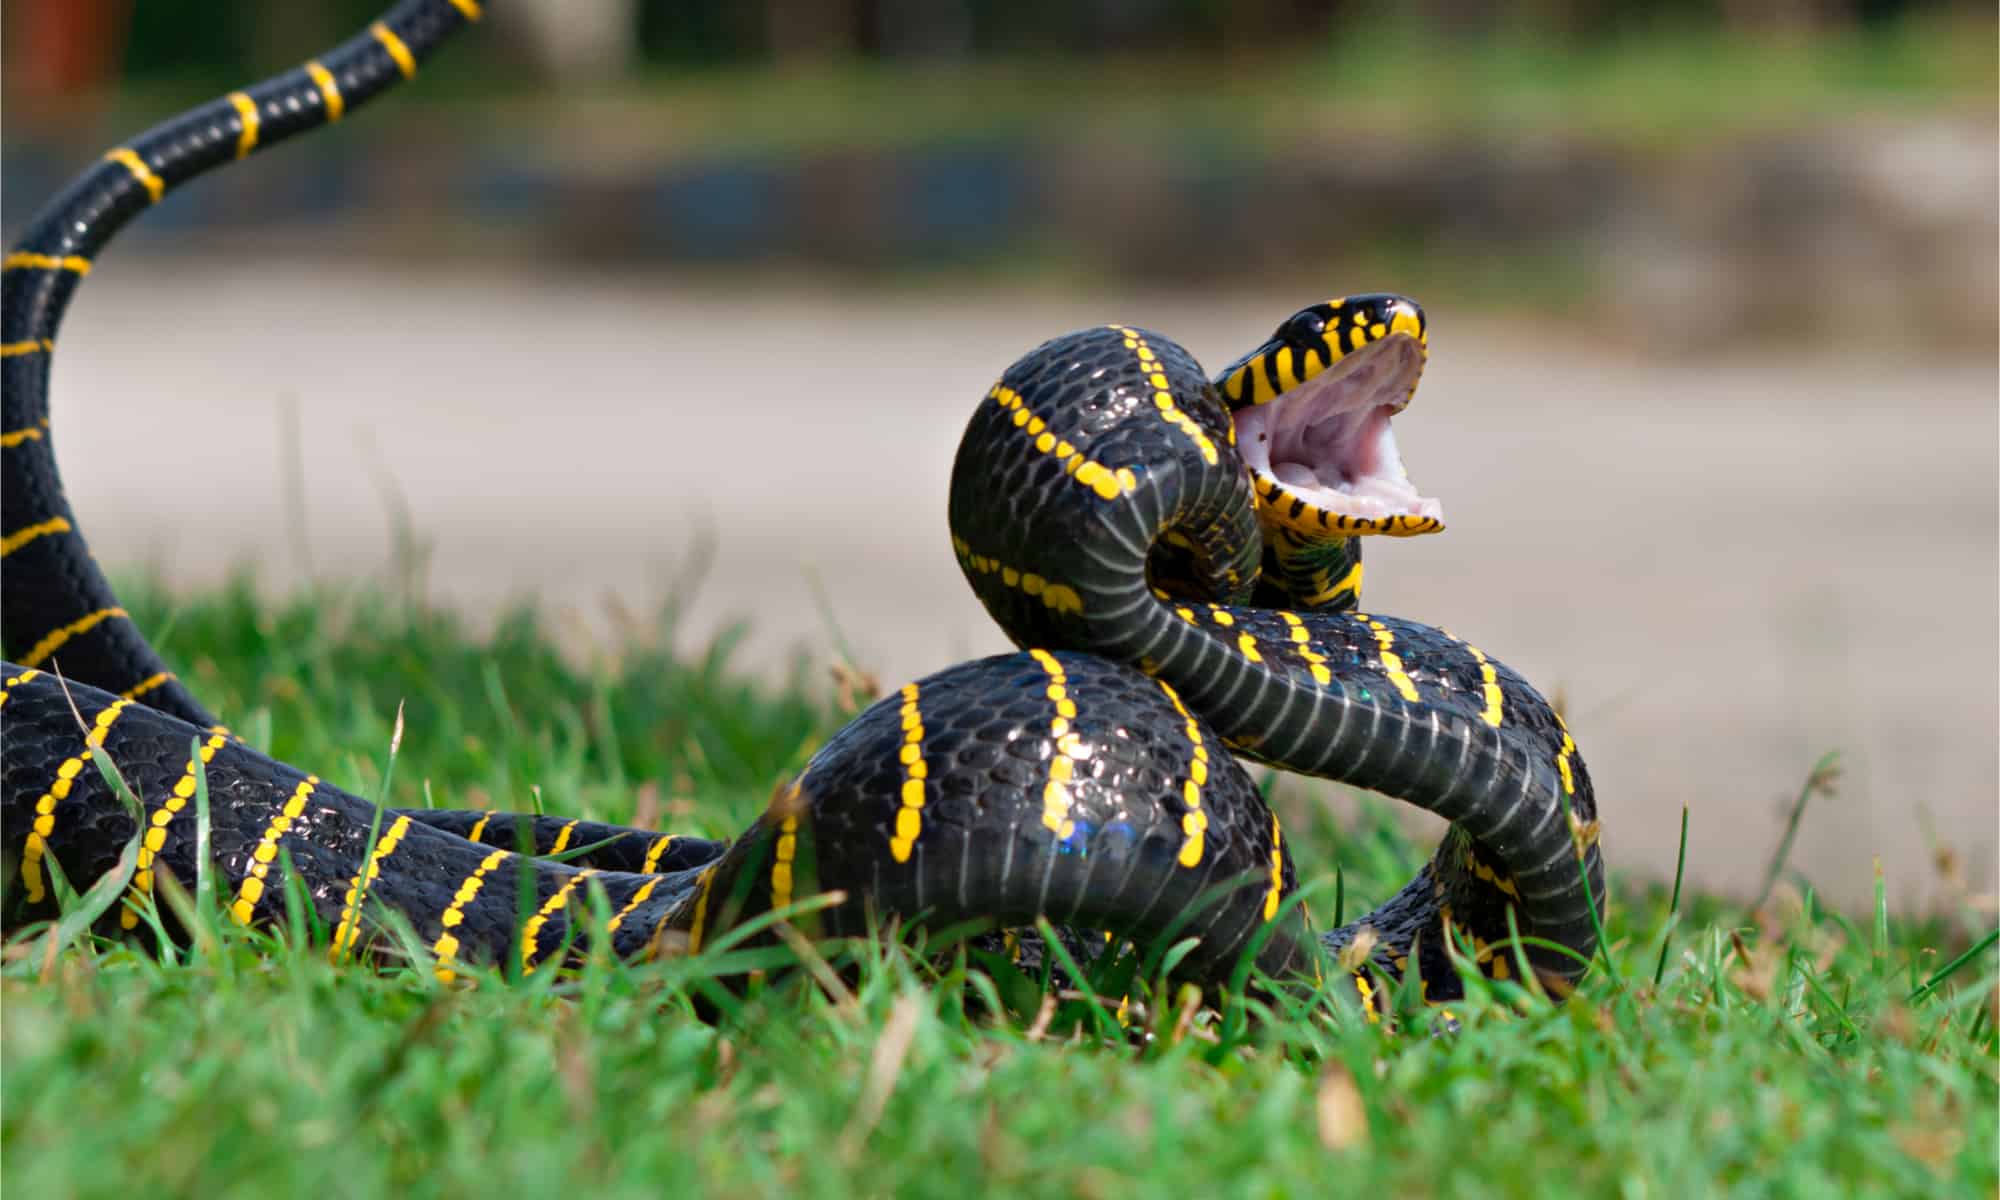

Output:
xmin=28 ymin=819 xmax=142 ymax=976
xmin=331 ymin=700 xmax=405 ymax=963
xmin=1556 ymin=785 xmax=1619 ymax=990
xmin=1871 ymin=858 xmax=1889 ymax=975
xmin=1753 ymin=751 xmax=1839 ymax=914
xmin=191 ymin=736 xmax=216 ymax=919
xmin=1651 ymin=804 xmax=1690 ymax=988
xmin=1909 ymin=928 xmax=1999 ymax=1004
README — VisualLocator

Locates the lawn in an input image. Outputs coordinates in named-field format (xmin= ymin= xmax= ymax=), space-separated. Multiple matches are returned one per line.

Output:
xmin=3 ymin=578 xmax=1995 ymax=1198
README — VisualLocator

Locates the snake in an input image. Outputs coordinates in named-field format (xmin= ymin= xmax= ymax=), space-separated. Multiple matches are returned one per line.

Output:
xmin=0 ymin=0 xmax=1602 ymax=1009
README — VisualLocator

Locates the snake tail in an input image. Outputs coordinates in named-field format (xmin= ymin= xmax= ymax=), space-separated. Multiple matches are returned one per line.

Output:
xmin=1 ymin=0 xmax=483 ymax=725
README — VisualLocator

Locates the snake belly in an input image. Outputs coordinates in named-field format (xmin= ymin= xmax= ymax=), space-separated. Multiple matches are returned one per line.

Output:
xmin=0 ymin=0 xmax=1602 ymax=1005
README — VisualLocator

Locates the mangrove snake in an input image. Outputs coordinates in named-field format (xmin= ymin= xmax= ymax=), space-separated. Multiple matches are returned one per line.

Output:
xmin=0 ymin=0 xmax=1602 ymax=1009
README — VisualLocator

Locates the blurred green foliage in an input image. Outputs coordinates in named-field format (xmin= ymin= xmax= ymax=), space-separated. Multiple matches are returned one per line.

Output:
xmin=108 ymin=0 xmax=1989 ymax=82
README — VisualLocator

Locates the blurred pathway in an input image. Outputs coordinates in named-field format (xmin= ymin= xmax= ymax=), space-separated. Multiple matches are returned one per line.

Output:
xmin=43 ymin=259 xmax=1997 ymax=909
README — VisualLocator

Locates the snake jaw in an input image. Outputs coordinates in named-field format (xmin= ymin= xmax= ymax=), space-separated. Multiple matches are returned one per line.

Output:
xmin=1232 ymin=332 xmax=1443 ymax=534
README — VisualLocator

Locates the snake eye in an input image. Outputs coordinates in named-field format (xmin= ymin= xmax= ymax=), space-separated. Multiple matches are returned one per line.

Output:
xmin=1279 ymin=309 xmax=1327 ymax=345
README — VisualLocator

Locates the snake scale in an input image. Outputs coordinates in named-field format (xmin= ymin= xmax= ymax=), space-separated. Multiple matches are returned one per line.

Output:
xmin=0 ymin=0 xmax=1602 ymax=1009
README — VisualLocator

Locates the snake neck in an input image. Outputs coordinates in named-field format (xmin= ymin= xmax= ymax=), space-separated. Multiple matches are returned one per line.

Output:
xmin=1251 ymin=526 xmax=1363 ymax=613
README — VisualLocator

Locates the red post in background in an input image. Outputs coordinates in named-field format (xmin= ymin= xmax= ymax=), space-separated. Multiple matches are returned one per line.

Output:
xmin=6 ymin=0 xmax=133 ymax=101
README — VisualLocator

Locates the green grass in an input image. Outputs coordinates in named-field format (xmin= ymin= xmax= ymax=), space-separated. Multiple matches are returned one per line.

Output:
xmin=4 ymin=578 xmax=1996 ymax=1198
xmin=600 ymin=14 xmax=1996 ymax=154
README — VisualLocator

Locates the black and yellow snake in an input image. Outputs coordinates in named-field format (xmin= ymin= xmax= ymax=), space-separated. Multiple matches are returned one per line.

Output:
xmin=0 ymin=0 xmax=1602 ymax=1007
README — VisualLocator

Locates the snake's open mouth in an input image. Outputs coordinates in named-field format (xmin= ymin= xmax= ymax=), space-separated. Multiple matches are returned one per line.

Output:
xmin=1232 ymin=333 xmax=1442 ymax=529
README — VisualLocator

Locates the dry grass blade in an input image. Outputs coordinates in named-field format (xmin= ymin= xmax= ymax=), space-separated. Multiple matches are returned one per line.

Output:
xmin=1336 ymin=926 xmax=1379 ymax=974
xmin=828 ymin=659 xmax=882 ymax=716
xmin=553 ymin=1008 xmax=606 ymax=1173
xmin=1316 ymin=1063 xmax=1370 ymax=1151
xmin=630 ymin=780 xmax=663 ymax=831
xmin=1057 ymin=988 xmax=1145 ymax=1025
xmin=840 ymin=992 xmax=923 ymax=1161
xmin=771 ymin=919 xmax=859 ymax=1014
xmin=1024 ymin=993 xmax=1058 ymax=1043
xmin=1754 ymin=751 xmax=1840 ymax=914
xmin=1170 ymin=983 xmax=1202 ymax=1046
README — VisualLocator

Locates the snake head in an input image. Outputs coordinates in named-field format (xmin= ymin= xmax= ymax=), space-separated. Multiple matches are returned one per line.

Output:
xmin=1213 ymin=294 xmax=1442 ymax=539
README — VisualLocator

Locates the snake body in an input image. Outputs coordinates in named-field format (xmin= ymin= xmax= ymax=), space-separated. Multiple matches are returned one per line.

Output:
xmin=0 ymin=0 xmax=1602 ymax=1004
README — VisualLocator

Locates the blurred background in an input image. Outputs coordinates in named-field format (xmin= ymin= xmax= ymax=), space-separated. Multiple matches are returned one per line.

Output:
xmin=3 ymin=0 xmax=1995 ymax=912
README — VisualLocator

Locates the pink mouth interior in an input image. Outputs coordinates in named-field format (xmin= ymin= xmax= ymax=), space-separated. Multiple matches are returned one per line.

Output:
xmin=1232 ymin=335 xmax=1442 ymax=523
